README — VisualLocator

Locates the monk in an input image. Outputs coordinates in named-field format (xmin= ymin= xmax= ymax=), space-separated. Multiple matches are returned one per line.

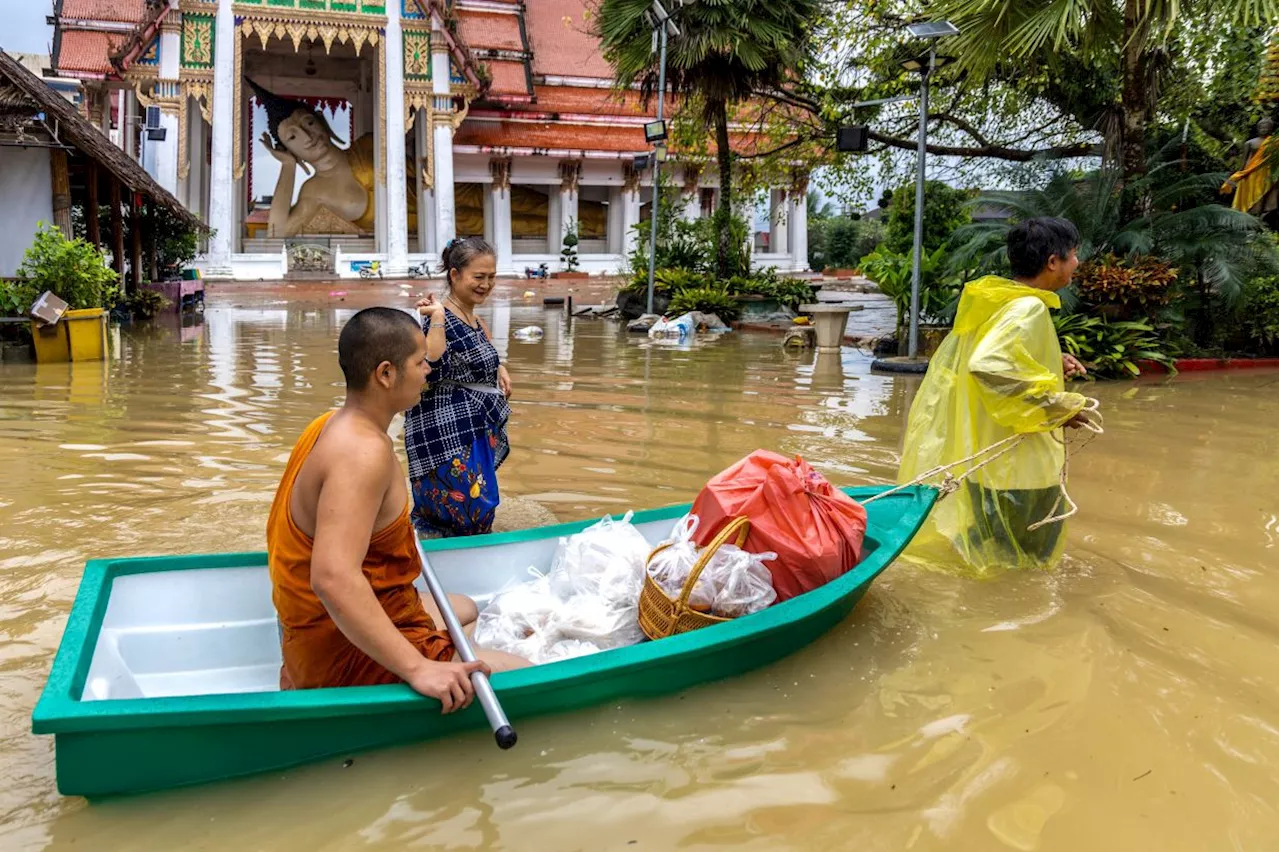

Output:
xmin=267 ymin=306 xmax=528 ymax=712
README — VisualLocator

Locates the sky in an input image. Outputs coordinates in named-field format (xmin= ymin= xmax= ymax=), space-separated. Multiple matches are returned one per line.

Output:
xmin=4 ymin=1 xmax=54 ymax=56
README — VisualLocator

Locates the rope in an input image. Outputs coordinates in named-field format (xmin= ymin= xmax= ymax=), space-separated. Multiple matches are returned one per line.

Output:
xmin=864 ymin=397 xmax=1105 ymax=533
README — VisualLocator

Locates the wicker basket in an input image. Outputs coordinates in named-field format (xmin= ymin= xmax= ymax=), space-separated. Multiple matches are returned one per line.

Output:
xmin=638 ymin=516 xmax=751 ymax=640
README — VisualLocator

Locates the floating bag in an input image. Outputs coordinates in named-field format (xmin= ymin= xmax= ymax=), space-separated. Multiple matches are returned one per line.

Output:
xmin=690 ymin=451 xmax=868 ymax=602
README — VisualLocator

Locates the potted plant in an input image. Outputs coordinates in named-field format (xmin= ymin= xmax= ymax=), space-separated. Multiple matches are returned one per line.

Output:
xmin=19 ymin=223 xmax=120 ymax=363
xmin=552 ymin=219 xmax=589 ymax=279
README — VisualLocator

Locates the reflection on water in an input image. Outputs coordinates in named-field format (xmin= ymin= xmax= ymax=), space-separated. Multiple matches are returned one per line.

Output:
xmin=0 ymin=288 xmax=1275 ymax=851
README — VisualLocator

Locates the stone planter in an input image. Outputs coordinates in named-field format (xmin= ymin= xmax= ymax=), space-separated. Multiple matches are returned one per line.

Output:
xmin=897 ymin=323 xmax=950 ymax=358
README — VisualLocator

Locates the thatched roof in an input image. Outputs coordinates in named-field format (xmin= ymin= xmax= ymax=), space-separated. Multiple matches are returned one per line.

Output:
xmin=0 ymin=49 xmax=205 ymax=231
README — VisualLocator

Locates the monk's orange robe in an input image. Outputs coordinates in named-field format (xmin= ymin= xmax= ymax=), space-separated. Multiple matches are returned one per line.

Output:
xmin=267 ymin=410 xmax=453 ymax=689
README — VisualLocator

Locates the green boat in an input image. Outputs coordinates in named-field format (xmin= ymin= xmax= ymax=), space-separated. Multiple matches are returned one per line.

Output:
xmin=31 ymin=485 xmax=936 ymax=798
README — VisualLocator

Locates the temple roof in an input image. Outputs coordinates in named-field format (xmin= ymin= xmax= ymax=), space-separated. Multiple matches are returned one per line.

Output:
xmin=54 ymin=29 xmax=130 ymax=76
xmin=58 ymin=0 xmax=149 ymax=25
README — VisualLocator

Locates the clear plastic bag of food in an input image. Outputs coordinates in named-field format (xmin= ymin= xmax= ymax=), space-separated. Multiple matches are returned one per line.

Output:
xmin=646 ymin=514 xmax=716 ymax=610
xmin=703 ymin=544 xmax=778 ymax=618
xmin=549 ymin=593 xmax=646 ymax=649
xmin=549 ymin=511 xmax=651 ymax=603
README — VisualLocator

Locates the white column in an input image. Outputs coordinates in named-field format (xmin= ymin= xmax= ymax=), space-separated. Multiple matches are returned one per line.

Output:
xmin=490 ymin=182 xmax=513 ymax=274
xmin=621 ymin=187 xmax=641 ymax=259
xmin=547 ymin=190 xmax=561 ymax=254
xmin=204 ymin=0 xmax=236 ymax=276
xmin=770 ymin=189 xmax=789 ymax=257
xmin=384 ymin=0 xmax=408 ymax=273
xmin=414 ymin=109 xmax=432 ymax=255
xmin=682 ymin=192 xmax=700 ymax=222
xmin=123 ymin=89 xmax=138 ymax=159
xmin=150 ymin=8 xmax=182 ymax=194
xmin=430 ymin=30 xmax=455 ymax=246
xmin=482 ymin=187 xmax=495 ymax=244
xmin=607 ymin=187 xmax=623 ymax=254
xmin=558 ymin=185 xmax=578 ymax=266
xmin=789 ymin=189 xmax=808 ymax=272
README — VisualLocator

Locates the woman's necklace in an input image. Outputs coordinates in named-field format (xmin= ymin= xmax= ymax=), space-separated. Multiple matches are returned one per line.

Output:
xmin=446 ymin=295 xmax=478 ymax=328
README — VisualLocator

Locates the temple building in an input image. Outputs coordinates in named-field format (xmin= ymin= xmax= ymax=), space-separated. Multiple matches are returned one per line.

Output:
xmin=50 ymin=0 xmax=811 ymax=279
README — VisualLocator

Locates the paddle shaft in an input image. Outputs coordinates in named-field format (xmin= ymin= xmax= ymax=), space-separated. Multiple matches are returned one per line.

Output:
xmin=413 ymin=537 xmax=517 ymax=750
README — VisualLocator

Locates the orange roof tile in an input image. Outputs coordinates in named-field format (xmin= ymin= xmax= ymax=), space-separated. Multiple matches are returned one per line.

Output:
xmin=484 ymin=60 xmax=532 ymax=99
xmin=456 ymin=119 xmax=644 ymax=153
xmin=524 ymin=0 xmax=613 ymax=80
xmin=55 ymin=29 xmax=128 ymax=75
xmin=59 ymin=0 xmax=147 ymax=24
xmin=456 ymin=11 xmax=525 ymax=52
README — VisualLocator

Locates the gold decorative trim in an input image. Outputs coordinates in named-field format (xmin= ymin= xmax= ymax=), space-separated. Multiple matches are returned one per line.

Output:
xmin=237 ymin=14 xmax=383 ymax=56
xmin=377 ymin=36 xmax=386 ymax=185
xmin=450 ymin=96 xmax=470 ymax=130
xmin=405 ymin=97 xmax=434 ymax=191
xmin=179 ymin=0 xmax=217 ymax=10
xmin=231 ymin=4 xmax=387 ymax=30
xmin=178 ymin=94 xmax=190 ymax=180
xmin=133 ymin=80 xmax=156 ymax=109
xmin=183 ymin=79 xmax=213 ymax=123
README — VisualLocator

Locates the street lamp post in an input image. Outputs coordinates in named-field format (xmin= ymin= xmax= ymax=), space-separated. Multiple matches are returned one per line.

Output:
xmin=646 ymin=16 xmax=670 ymax=316
xmin=641 ymin=0 xmax=685 ymax=317
xmin=902 ymin=21 xmax=957 ymax=359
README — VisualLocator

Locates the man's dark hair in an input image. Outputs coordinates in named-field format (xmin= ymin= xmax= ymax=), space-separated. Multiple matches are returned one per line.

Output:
xmin=1007 ymin=217 xmax=1081 ymax=278
xmin=337 ymin=307 xmax=422 ymax=391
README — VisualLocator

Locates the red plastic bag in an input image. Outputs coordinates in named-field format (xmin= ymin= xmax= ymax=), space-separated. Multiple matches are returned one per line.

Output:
xmin=690 ymin=451 xmax=868 ymax=602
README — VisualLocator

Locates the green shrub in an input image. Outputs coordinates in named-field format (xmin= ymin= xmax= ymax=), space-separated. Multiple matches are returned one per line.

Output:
xmin=126 ymin=289 xmax=171 ymax=320
xmin=16 ymin=223 xmax=120 ymax=310
xmin=824 ymin=217 xmax=884 ymax=269
xmin=0 ymin=277 xmax=39 ymax=317
xmin=667 ymin=287 xmax=741 ymax=322
xmin=1054 ymin=314 xmax=1176 ymax=378
xmin=883 ymin=181 xmax=972 ymax=255
xmin=1242 ymin=274 xmax=1279 ymax=352
xmin=1074 ymin=254 xmax=1179 ymax=316
xmin=859 ymin=244 xmax=958 ymax=329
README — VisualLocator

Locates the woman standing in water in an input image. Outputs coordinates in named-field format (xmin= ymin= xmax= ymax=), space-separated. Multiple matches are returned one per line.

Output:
xmin=406 ymin=237 xmax=512 ymax=538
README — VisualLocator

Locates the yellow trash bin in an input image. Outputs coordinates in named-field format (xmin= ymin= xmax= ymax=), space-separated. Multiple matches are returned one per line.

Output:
xmin=29 ymin=308 xmax=108 ymax=363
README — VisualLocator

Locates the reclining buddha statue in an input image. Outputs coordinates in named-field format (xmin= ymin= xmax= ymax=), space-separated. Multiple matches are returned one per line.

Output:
xmin=248 ymin=78 xmax=416 ymax=238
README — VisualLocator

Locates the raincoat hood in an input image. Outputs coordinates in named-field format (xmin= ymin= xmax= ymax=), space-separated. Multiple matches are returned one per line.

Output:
xmin=953 ymin=275 xmax=1061 ymax=335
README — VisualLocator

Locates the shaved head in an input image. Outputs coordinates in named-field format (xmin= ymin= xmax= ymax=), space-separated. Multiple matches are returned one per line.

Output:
xmin=338 ymin=307 xmax=423 ymax=391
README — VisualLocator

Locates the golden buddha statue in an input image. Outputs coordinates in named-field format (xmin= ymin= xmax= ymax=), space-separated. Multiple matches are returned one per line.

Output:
xmin=248 ymin=79 xmax=416 ymax=238
xmin=1221 ymin=117 xmax=1278 ymax=225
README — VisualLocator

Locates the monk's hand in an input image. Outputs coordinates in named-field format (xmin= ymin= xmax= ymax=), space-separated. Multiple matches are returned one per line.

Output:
xmin=1062 ymin=353 xmax=1087 ymax=379
xmin=406 ymin=659 xmax=491 ymax=713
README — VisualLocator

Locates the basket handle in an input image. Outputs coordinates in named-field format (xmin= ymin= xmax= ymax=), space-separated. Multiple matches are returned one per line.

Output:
xmin=674 ymin=516 xmax=750 ymax=610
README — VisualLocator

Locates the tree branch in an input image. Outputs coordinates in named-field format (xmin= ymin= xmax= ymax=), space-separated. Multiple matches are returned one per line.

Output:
xmin=867 ymin=129 xmax=1099 ymax=161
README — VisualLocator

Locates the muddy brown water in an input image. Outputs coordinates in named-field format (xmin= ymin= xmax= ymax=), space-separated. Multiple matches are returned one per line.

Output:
xmin=0 ymin=283 xmax=1275 ymax=851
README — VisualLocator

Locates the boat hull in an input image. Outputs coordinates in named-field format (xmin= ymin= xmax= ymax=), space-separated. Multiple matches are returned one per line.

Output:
xmin=32 ymin=486 xmax=936 ymax=798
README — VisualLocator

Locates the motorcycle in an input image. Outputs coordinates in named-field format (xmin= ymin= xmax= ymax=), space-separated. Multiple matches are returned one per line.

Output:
xmin=406 ymin=261 xmax=429 ymax=279
xmin=358 ymin=261 xmax=382 ymax=279
xmin=524 ymin=263 xmax=549 ymax=279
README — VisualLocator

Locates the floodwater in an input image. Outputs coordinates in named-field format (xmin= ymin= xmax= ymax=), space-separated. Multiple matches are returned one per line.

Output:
xmin=0 ymin=282 xmax=1275 ymax=851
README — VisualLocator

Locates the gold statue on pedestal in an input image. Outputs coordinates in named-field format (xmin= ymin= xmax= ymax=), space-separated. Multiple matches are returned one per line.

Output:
xmin=248 ymin=79 xmax=416 ymax=238
xmin=1221 ymin=117 xmax=1278 ymax=227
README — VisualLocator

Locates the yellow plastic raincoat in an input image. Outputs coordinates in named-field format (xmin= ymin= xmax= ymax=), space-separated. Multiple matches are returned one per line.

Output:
xmin=897 ymin=275 xmax=1087 ymax=576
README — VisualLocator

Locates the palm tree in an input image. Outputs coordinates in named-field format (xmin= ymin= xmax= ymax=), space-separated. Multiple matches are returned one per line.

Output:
xmin=949 ymin=148 xmax=1274 ymax=342
xmin=807 ymin=189 xmax=836 ymax=220
xmin=596 ymin=0 xmax=821 ymax=278
xmin=931 ymin=0 xmax=1275 ymax=214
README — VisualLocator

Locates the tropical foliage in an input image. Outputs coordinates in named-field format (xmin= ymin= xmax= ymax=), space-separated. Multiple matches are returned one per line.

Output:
xmin=15 ymin=224 xmax=120 ymax=312
xmin=596 ymin=0 xmax=821 ymax=277
xmin=1053 ymin=314 xmax=1177 ymax=378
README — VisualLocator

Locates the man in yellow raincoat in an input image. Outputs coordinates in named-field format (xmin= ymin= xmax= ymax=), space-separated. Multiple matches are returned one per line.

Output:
xmin=898 ymin=217 xmax=1093 ymax=576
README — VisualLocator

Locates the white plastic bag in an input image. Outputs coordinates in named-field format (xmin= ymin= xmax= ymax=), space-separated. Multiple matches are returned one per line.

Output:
xmin=646 ymin=514 xmax=714 ymax=610
xmin=645 ymin=514 xmax=778 ymax=618
xmin=473 ymin=513 xmax=652 ymax=664
xmin=704 ymin=544 xmax=778 ymax=618
xmin=548 ymin=511 xmax=650 ymax=601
